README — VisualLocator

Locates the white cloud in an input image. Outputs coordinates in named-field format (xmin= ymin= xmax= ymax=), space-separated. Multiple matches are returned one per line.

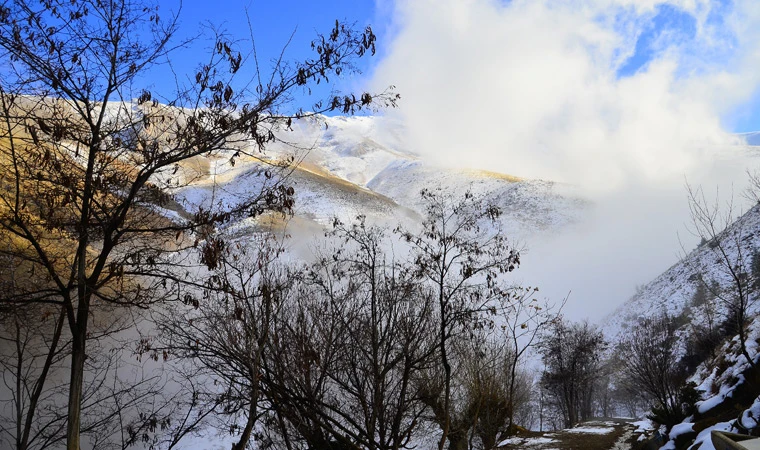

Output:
xmin=368 ymin=0 xmax=760 ymax=320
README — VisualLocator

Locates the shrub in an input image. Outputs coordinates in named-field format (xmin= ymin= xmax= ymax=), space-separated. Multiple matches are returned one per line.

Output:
xmin=646 ymin=382 xmax=700 ymax=428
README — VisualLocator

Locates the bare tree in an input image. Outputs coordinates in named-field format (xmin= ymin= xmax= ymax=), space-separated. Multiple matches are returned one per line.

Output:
xmin=459 ymin=334 xmax=515 ymax=450
xmin=0 ymin=304 xmax=68 ymax=450
xmin=258 ymin=217 xmax=436 ymax=450
xmin=0 ymin=301 xmax=175 ymax=450
xmin=617 ymin=316 xmax=697 ymax=429
xmin=419 ymin=322 xmax=542 ymax=450
xmin=156 ymin=234 xmax=288 ymax=450
xmin=540 ymin=319 xmax=606 ymax=429
xmin=685 ymin=183 xmax=757 ymax=370
xmin=500 ymin=291 xmax=561 ymax=432
xmin=261 ymin=277 xmax=345 ymax=450
xmin=397 ymin=187 xmax=521 ymax=450
xmin=0 ymin=1 xmax=396 ymax=448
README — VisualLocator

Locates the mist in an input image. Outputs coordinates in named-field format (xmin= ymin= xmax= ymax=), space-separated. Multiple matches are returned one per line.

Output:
xmin=368 ymin=0 xmax=760 ymax=321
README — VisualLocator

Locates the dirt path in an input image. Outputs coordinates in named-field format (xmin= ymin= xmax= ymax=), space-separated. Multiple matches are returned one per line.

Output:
xmin=497 ymin=419 xmax=642 ymax=450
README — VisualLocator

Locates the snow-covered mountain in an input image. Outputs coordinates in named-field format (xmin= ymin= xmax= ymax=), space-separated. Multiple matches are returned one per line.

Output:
xmin=170 ymin=115 xmax=587 ymax=239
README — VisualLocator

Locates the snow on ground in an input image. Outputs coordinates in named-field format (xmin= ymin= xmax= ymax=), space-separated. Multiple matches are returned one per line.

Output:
xmin=669 ymin=422 xmax=695 ymax=440
xmin=497 ymin=436 xmax=559 ymax=447
xmin=497 ymin=420 xmax=635 ymax=449
xmin=653 ymin=316 xmax=760 ymax=449
xmin=283 ymin=115 xmax=587 ymax=239
xmin=566 ymin=426 xmax=616 ymax=434
xmin=689 ymin=421 xmax=734 ymax=450
xmin=632 ymin=419 xmax=656 ymax=432
xmin=610 ymin=429 xmax=636 ymax=450
xmin=265 ymin=115 xmax=416 ymax=187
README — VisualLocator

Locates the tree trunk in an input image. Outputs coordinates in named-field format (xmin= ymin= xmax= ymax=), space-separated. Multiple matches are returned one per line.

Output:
xmin=438 ymin=298 xmax=451 ymax=450
xmin=66 ymin=325 xmax=87 ymax=450
xmin=507 ymin=350 xmax=518 ymax=431
xmin=446 ymin=429 xmax=468 ymax=450
xmin=232 ymin=396 xmax=257 ymax=450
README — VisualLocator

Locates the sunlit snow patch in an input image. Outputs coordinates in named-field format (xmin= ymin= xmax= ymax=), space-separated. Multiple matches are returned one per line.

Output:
xmin=497 ymin=436 xmax=559 ymax=447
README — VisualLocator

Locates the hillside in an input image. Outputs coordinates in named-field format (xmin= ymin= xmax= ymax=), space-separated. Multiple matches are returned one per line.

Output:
xmin=601 ymin=202 xmax=760 ymax=449
xmin=168 ymin=114 xmax=588 ymax=239
xmin=602 ymin=203 xmax=760 ymax=340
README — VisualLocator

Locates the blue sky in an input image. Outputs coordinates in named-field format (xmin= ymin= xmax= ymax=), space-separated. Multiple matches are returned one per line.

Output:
xmin=174 ymin=0 xmax=376 ymax=62
xmin=145 ymin=0 xmax=379 ymax=112
xmin=615 ymin=4 xmax=698 ymax=78
xmin=612 ymin=0 xmax=759 ymax=133
xmin=153 ymin=0 xmax=760 ymax=133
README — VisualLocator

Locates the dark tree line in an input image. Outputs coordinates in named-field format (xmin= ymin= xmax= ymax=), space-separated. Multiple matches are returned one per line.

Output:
xmin=616 ymin=316 xmax=699 ymax=430
xmin=156 ymin=189 xmax=557 ymax=450
xmin=539 ymin=319 xmax=607 ymax=429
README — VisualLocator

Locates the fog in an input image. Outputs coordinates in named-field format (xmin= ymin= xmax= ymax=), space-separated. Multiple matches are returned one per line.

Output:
xmin=368 ymin=0 xmax=760 ymax=321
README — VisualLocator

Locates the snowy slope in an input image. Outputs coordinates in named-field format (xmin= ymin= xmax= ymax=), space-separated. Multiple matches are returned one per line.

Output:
xmin=602 ymin=203 xmax=760 ymax=342
xmin=368 ymin=160 xmax=585 ymax=239
xmin=168 ymin=114 xmax=586 ymax=239
xmin=170 ymin=155 xmax=415 ymax=235
xmin=601 ymin=203 xmax=760 ymax=449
